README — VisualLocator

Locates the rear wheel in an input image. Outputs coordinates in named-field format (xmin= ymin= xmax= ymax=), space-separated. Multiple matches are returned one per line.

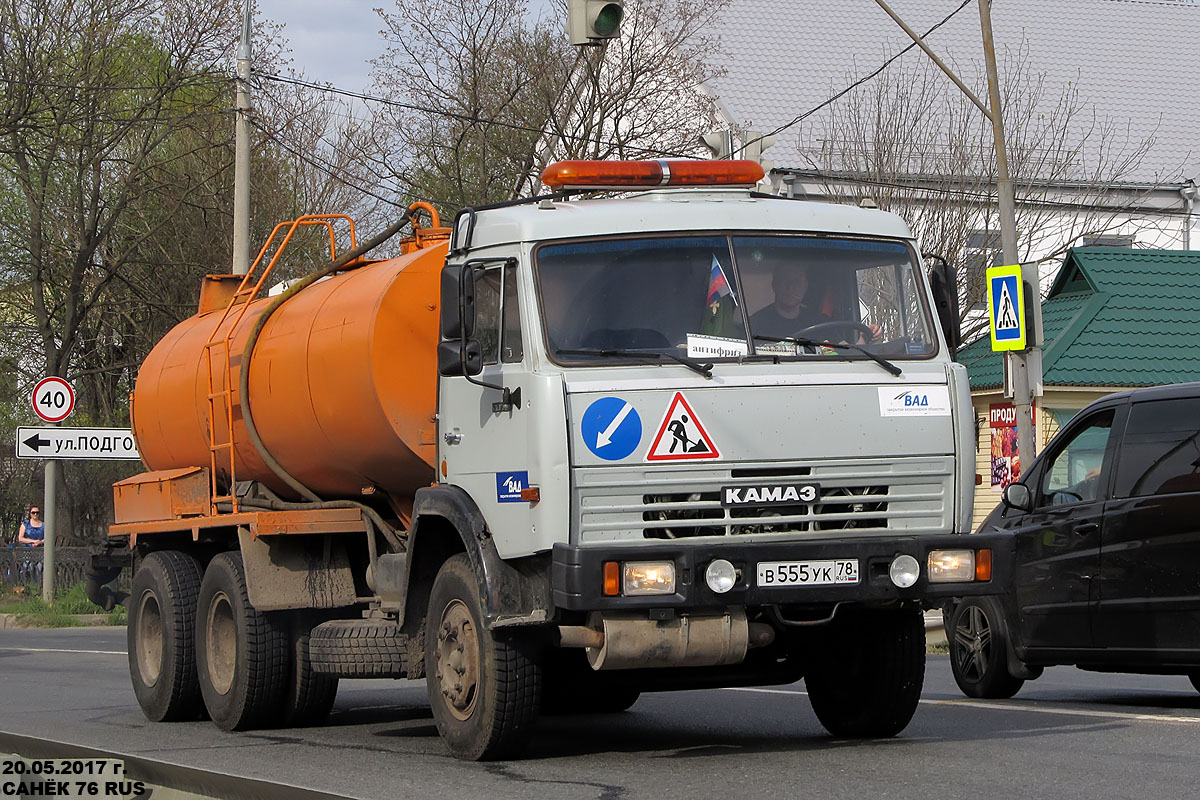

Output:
xmin=196 ymin=551 xmax=288 ymax=730
xmin=128 ymin=551 xmax=204 ymax=721
xmin=805 ymin=607 xmax=925 ymax=738
xmin=281 ymin=616 xmax=339 ymax=727
xmin=948 ymin=598 xmax=1025 ymax=699
xmin=425 ymin=554 xmax=541 ymax=760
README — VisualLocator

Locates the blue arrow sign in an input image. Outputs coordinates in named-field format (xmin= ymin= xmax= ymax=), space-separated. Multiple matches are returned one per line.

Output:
xmin=581 ymin=397 xmax=642 ymax=460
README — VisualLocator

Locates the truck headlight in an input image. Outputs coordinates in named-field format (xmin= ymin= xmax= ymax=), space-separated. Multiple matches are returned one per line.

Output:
xmin=622 ymin=561 xmax=676 ymax=596
xmin=928 ymin=549 xmax=975 ymax=583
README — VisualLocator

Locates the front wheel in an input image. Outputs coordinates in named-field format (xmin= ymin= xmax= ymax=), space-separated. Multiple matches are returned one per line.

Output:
xmin=948 ymin=598 xmax=1024 ymax=699
xmin=425 ymin=554 xmax=541 ymax=760
xmin=805 ymin=607 xmax=925 ymax=738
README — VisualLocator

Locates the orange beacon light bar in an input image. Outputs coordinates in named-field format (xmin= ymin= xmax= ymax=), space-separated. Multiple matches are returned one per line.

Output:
xmin=541 ymin=159 xmax=765 ymax=189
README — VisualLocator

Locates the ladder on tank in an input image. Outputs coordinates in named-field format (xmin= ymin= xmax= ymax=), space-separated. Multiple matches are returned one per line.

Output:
xmin=202 ymin=215 xmax=358 ymax=513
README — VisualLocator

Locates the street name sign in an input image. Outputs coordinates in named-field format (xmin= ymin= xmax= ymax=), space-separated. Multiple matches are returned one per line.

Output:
xmin=986 ymin=263 xmax=1027 ymax=352
xmin=16 ymin=426 xmax=140 ymax=460
xmin=31 ymin=376 xmax=76 ymax=423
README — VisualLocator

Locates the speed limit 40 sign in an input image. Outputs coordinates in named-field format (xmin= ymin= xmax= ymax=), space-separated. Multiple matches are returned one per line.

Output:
xmin=32 ymin=376 xmax=76 ymax=423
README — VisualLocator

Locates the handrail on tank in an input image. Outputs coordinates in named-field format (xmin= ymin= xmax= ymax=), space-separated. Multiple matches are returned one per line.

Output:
xmin=202 ymin=213 xmax=359 ymax=512
xmin=406 ymin=201 xmax=440 ymax=229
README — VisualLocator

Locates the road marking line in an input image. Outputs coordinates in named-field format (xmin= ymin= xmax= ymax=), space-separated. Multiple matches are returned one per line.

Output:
xmin=0 ymin=647 xmax=125 ymax=655
xmin=724 ymin=687 xmax=1200 ymax=725
xmin=923 ymin=698 xmax=1200 ymax=724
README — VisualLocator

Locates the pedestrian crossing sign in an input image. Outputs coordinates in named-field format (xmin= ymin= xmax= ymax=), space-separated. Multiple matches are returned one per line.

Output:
xmin=987 ymin=264 xmax=1027 ymax=352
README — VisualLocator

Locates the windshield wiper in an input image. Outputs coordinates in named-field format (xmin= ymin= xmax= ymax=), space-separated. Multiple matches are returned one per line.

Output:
xmin=558 ymin=348 xmax=714 ymax=379
xmin=752 ymin=335 xmax=902 ymax=377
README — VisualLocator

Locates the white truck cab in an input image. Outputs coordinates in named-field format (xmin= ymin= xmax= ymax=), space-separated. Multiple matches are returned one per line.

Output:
xmin=428 ymin=160 xmax=1013 ymax=752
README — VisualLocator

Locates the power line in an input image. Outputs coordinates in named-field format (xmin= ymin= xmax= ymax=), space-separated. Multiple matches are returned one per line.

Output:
xmin=246 ymin=116 xmax=405 ymax=209
xmin=739 ymin=0 xmax=975 ymax=156
xmin=254 ymin=71 xmax=695 ymax=160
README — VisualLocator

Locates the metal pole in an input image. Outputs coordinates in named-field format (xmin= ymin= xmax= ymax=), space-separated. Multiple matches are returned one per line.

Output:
xmin=979 ymin=0 xmax=1035 ymax=468
xmin=231 ymin=0 xmax=252 ymax=275
xmin=42 ymin=459 xmax=56 ymax=602
xmin=870 ymin=0 xmax=993 ymax=119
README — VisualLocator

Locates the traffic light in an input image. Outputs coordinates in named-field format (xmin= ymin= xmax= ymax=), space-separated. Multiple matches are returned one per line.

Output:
xmin=741 ymin=131 xmax=776 ymax=166
xmin=567 ymin=0 xmax=625 ymax=46
xmin=698 ymin=131 xmax=733 ymax=159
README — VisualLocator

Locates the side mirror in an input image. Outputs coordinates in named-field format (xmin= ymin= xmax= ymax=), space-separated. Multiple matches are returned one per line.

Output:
xmin=1002 ymin=483 xmax=1033 ymax=512
xmin=438 ymin=264 xmax=482 ymax=377
xmin=437 ymin=339 xmax=483 ymax=377
xmin=925 ymin=255 xmax=961 ymax=353
xmin=439 ymin=264 xmax=477 ymax=340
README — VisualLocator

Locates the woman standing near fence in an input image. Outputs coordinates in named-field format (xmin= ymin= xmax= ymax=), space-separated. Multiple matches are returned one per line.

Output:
xmin=17 ymin=506 xmax=45 ymax=547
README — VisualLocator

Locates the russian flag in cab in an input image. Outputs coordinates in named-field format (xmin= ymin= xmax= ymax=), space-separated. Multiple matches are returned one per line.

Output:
xmin=706 ymin=256 xmax=736 ymax=306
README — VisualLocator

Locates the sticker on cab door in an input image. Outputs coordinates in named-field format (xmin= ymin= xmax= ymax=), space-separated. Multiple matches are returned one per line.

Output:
xmin=581 ymin=396 xmax=642 ymax=460
xmin=878 ymin=386 xmax=952 ymax=417
xmin=496 ymin=471 xmax=530 ymax=503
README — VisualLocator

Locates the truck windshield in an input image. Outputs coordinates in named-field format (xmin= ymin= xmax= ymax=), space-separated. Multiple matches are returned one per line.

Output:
xmin=535 ymin=234 xmax=937 ymax=364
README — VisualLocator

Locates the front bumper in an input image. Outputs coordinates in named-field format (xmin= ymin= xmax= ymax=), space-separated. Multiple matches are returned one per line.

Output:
xmin=552 ymin=532 xmax=1013 ymax=611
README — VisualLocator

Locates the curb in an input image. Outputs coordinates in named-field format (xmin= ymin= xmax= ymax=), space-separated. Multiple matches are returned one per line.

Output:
xmin=0 ymin=613 xmax=121 ymax=630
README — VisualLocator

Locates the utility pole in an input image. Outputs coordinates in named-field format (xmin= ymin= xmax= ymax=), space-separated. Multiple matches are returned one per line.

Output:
xmin=231 ymin=0 xmax=252 ymax=276
xmin=42 ymin=456 xmax=56 ymax=602
xmin=871 ymin=0 xmax=1037 ymax=467
xmin=978 ymin=0 xmax=1034 ymax=468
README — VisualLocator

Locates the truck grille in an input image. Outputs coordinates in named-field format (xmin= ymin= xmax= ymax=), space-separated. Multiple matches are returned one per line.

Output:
xmin=575 ymin=459 xmax=951 ymax=544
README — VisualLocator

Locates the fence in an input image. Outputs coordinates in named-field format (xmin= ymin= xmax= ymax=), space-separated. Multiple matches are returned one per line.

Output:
xmin=1 ymin=546 xmax=94 ymax=591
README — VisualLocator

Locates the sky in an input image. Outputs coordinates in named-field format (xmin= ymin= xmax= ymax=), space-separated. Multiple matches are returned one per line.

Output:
xmin=255 ymin=0 xmax=558 ymax=95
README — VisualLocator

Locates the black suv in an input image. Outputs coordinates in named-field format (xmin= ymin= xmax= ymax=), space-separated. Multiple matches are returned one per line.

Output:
xmin=946 ymin=381 xmax=1200 ymax=698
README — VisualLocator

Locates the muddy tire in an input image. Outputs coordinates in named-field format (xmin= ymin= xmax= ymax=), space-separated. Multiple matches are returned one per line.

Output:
xmin=196 ymin=551 xmax=288 ymax=731
xmin=805 ymin=607 xmax=925 ymax=738
xmin=128 ymin=550 xmax=205 ymax=722
xmin=281 ymin=618 xmax=339 ymax=727
xmin=425 ymin=554 xmax=541 ymax=760
xmin=948 ymin=599 xmax=1025 ymax=700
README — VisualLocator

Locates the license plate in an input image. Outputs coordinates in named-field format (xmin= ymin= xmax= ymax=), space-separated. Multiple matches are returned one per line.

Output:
xmin=757 ymin=559 xmax=859 ymax=587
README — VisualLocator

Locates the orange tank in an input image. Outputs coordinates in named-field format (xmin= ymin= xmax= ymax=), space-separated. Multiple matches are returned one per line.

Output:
xmin=132 ymin=237 xmax=447 ymax=501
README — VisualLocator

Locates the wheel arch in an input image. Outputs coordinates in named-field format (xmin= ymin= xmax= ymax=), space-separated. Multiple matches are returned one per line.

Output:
xmin=397 ymin=485 xmax=553 ymax=636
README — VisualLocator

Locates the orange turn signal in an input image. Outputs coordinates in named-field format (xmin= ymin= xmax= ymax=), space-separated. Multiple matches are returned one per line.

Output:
xmin=602 ymin=561 xmax=621 ymax=596
xmin=520 ymin=487 xmax=540 ymax=503
xmin=975 ymin=549 xmax=992 ymax=582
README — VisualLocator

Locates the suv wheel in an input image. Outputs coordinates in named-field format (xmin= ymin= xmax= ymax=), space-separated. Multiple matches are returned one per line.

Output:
xmin=948 ymin=598 xmax=1024 ymax=699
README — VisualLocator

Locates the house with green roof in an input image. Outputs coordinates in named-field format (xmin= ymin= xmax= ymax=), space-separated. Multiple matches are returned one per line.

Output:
xmin=957 ymin=247 xmax=1200 ymax=528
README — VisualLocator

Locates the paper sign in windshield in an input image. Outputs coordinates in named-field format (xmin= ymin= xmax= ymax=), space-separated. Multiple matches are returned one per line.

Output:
xmin=686 ymin=333 xmax=748 ymax=359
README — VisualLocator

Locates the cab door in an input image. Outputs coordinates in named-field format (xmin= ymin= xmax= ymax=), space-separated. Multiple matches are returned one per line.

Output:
xmin=1012 ymin=408 xmax=1119 ymax=651
xmin=438 ymin=258 xmax=536 ymax=554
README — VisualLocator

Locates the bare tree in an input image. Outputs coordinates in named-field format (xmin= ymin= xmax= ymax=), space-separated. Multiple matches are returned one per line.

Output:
xmin=802 ymin=46 xmax=1171 ymax=342
xmin=366 ymin=0 xmax=728 ymax=214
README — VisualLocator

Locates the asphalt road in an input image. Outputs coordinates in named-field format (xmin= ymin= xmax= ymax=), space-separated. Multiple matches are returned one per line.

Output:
xmin=2 ymin=626 xmax=1199 ymax=800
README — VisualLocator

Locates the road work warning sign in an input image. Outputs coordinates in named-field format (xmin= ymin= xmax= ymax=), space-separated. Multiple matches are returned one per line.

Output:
xmin=645 ymin=392 xmax=720 ymax=462
xmin=987 ymin=263 xmax=1027 ymax=352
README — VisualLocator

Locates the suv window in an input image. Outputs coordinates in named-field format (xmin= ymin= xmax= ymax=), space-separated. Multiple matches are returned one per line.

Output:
xmin=1113 ymin=398 xmax=1200 ymax=498
xmin=1038 ymin=410 xmax=1114 ymax=507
